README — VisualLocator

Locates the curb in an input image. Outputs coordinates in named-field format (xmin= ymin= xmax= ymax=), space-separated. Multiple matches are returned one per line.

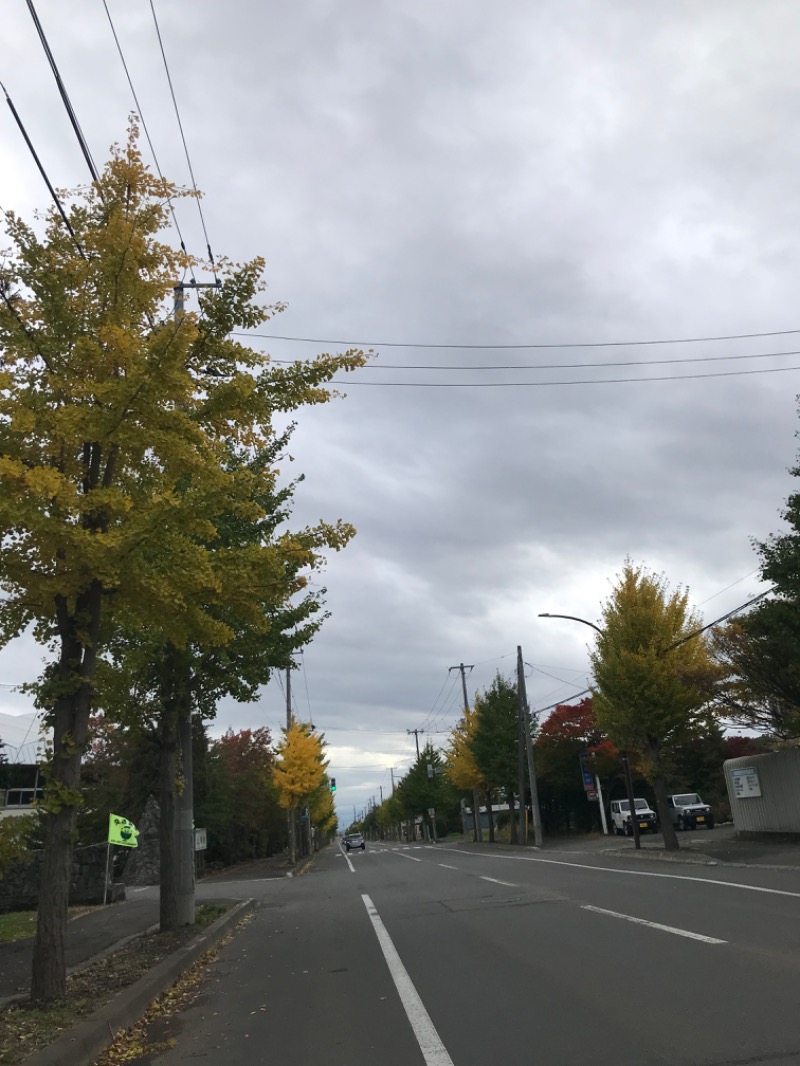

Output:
xmin=600 ymin=847 xmax=719 ymax=866
xmin=22 ymin=898 xmax=257 ymax=1066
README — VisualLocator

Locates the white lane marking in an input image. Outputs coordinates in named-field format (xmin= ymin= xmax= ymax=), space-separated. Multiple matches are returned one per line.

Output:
xmin=582 ymin=905 xmax=726 ymax=944
xmin=480 ymin=876 xmax=519 ymax=887
xmin=397 ymin=852 xmax=422 ymax=862
xmin=362 ymin=894 xmax=455 ymax=1066
xmin=438 ymin=847 xmax=800 ymax=900
xmin=343 ymin=851 xmax=356 ymax=874
xmin=438 ymin=864 xmax=458 ymax=870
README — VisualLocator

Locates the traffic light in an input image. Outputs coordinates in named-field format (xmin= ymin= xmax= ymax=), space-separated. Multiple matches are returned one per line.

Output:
xmin=330 ymin=778 xmax=336 ymax=792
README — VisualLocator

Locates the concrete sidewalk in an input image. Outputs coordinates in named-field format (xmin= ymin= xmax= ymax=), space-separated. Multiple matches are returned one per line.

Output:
xmin=451 ymin=825 xmax=800 ymax=869
xmin=601 ymin=825 xmax=800 ymax=867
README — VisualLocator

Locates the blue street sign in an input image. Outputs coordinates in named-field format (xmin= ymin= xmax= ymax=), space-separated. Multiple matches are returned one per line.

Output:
xmin=578 ymin=752 xmax=595 ymax=791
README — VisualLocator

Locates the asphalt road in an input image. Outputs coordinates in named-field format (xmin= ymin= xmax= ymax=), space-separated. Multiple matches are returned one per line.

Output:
xmin=150 ymin=842 xmax=800 ymax=1065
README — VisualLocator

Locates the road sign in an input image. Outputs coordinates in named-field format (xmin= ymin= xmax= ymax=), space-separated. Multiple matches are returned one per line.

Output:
xmin=579 ymin=752 xmax=595 ymax=791
xmin=194 ymin=828 xmax=207 ymax=851
xmin=586 ymin=790 xmax=598 ymax=801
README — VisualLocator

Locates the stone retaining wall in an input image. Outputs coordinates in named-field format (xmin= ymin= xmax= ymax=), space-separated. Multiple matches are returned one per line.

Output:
xmin=0 ymin=842 xmax=110 ymax=913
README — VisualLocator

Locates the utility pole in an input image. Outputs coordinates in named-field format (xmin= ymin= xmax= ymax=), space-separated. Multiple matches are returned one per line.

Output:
xmin=450 ymin=662 xmax=482 ymax=843
xmin=172 ymin=278 xmax=220 ymax=927
xmin=621 ymin=751 xmax=641 ymax=850
xmin=286 ymin=664 xmax=297 ymax=865
xmin=407 ymin=728 xmax=424 ymax=758
xmin=517 ymin=664 xmax=527 ymax=845
xmin=390 ymin=767 xmax=395 ymax=793
xmin=517 ymin=646 xmax=543 ymax=847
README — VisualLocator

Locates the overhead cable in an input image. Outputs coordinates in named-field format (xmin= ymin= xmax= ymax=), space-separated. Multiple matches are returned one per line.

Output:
xmin=327 ymin=362 xmax=800 ymax=388
xmin=273 ymin=346 xmax=800 ymax=372
xmin=232 ymin=325 xmax=800 ymax=351
xmin=100 ymin=0 xmax=195 ymax=281
xmin=149 ymin=0 xmax=218 ymax=280
xmin=25 ymin=0 xmax=100 ymax=182
xmin=1 ymin=79 xmax=85 ymax=259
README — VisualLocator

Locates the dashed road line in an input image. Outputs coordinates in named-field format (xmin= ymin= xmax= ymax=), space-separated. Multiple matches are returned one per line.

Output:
xmin=581 ymin=905 xmax=726 ymax=944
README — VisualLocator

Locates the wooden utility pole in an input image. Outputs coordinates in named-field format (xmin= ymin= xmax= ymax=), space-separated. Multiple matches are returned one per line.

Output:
xmin=517 ymin=646 xmax=543 ymax=846
xmin=517 ymin=668 xmax=527 ymax=845
xmin=407 ymin=728 xmax=424 ymax=758
xmin=450 ymin=662 xmax=482 ymax=843
xmin=286 ymin=665 xmax=297 ymax=865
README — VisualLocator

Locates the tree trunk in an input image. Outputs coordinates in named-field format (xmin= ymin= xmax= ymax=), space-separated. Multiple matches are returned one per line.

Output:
xmin=508 ymin=791 xmax=518 ymax=845
xmin=158 ymin=711 xmax=179 ymax=930
xmin=486 ymin=790 xmax=495 ymax=843
xmin=31 ymin=801 xmax=76 ymax=1002
xmin=651 ymin=773 xmax=680 ymax=852
xmin=31 ymin=584 xmax=100 ymax=1003
xmin=472 ymin=789 xmax=482 ymax=842
xmin=158 ymin=644 xmax=195 ymax=929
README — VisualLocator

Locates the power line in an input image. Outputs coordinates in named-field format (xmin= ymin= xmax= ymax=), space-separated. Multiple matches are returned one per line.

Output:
xmin=0 ymin=80 xmax=85 ymax=259
xmin=25 ymin=0 xmax=99 ymax=183
xmin=327 ymin=362 xmax=800 ymax=388
xmin=100 ymin=0 xmax=195 ymax=282
xmin=149 ymin=0 xmax=217 ymax=280
xmin=696 ymin=569 xmax=761 ymax=608
xmin=232 ymin=325 xmax=800 ymax=351
xmin=268 ymin=346 xmax=800 ymax=373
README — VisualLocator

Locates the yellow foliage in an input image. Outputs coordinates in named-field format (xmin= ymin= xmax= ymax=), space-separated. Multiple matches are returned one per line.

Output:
xmin=445 ymin=699 xmax=485 ymax=791
xmin=273 ymin=724 xmax=327 ymax=808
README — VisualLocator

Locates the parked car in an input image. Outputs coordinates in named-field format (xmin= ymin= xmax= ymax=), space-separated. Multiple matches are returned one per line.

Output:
xmin=609 ymin=798 xmax=658 ymax=836
xmin=667 ymin=793 xmax=714 ymax=830
xmin=344 ymin=832 xmax=365 ymax=851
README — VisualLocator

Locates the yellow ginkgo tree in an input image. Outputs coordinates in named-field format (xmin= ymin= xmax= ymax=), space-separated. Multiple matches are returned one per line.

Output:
xmin=445 ymin=699 xmax=485 ymax=841
xmin=273 ymin=723 xmax=328 ymax=863
xmin=0 ymin=125 xmax=365 ymax=1003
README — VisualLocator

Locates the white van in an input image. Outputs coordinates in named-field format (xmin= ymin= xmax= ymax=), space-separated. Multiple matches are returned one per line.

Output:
xmin=609 ymin=798 xmax=658 ymax=836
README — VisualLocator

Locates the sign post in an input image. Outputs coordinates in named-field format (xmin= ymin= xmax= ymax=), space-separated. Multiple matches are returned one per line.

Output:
xmin=579 ymin=753 xmax=609 ymax=835
xmin=105 ymin=814 xmax=139 ymax=905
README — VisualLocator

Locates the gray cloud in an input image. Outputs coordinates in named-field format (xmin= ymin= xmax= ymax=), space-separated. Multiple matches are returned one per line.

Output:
xmin=1 ymin=0 xmax=798 ymax=817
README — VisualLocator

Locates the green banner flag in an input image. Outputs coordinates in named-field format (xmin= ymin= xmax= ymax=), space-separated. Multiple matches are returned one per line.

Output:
xmin=108 ymin=813 xmax=139 ymax=848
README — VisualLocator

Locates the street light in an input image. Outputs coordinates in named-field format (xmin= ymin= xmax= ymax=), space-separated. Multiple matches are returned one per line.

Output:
xmin=537 ymin=611 xmax=641 ymax=850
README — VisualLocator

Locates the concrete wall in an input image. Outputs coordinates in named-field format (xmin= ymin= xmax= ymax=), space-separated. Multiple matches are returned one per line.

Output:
xmin=723 ymin=748 xmax=800 ymax=837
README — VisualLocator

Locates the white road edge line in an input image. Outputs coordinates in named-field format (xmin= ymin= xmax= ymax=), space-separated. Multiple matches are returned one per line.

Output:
xmin=480 ymin=876 xmax=519 ymax=887
xmin=438 ymin=847 xmax=800 ymax=899
xmin=362 ymin=894 xmax=455 ymax=1066
xmin=396 ymin=852 xmax=422 ymax=862
xmin=581 ymin=904 xmax=726 ymax=944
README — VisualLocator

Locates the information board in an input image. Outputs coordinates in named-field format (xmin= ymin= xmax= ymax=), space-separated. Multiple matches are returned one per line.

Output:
xmin=730 ymin=766 xmax=762 ymax=799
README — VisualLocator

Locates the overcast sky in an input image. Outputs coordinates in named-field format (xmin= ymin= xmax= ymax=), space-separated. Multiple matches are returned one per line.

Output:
xmin=1 ymin=1 xmax=798 ymax=824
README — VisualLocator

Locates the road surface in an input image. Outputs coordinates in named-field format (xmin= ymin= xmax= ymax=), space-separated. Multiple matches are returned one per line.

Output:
xmin=151 ymin=841 xmax=800 ymax=1065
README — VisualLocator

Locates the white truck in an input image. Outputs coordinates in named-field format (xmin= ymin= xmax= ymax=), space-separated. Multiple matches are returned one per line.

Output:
xmin=609 ymin=798 xmax=658 ymax=836
xmin=666 ymin=793 xmax=714 ymax=830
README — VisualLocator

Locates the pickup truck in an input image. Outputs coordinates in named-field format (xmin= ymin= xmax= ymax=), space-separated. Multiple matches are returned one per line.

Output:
xmin=667 ymin=793 xmax=714 ymax=830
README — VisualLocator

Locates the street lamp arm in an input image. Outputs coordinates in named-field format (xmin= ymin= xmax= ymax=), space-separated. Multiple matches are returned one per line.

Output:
xmin=538 ymin=612 xmax=603 ymax=635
